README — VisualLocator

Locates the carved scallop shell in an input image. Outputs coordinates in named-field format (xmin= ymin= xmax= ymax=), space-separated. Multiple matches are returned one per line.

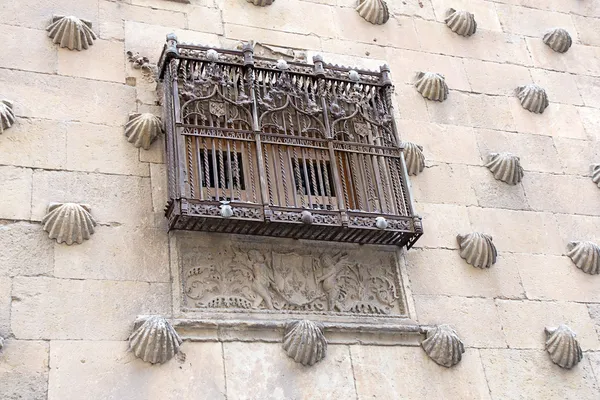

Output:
xmin=516 ymin=84 xmax=549 ymax=114
xmin=42 ymin=203 xmax=96 ymax=245
xmin=591 ymin=164 xmax=600 ymax=188
xmin=456 ymin=232 xmax=497 ymax=268
xmin=403 ymin=142 xmax=425 ymax=176
xmin=46 ymin=15 xmax=97 ymax=51
xmin=415 ymin=72 xmax=448 ymax=102
xmin=422 ymin=324 xmax=464 ymax=368
xmin=545 ymin=325 xmax=583 ymax=369
xmin=356 ymin=0 xmax=390 ymax=25
xmin=445 ymin=9 xmax=477 ymax=37
xmin=567 ymin=241 xmax=600 ymax=275
xmin=0 ymin=99 xmax=15 ymax=133
xmin=129 ymin=316 xmax=182 ymax=364
xmin=0 ymin=336 xmax=3 ymax=352
xmin=246 ymin=0 xmax=274 ymax=5
xmin=543 ymin=28 xmax=572 ymax=53
xmin=282 ymin=320 xmax=327 ymax=366
xmin=485 ymin=152 xmax=524 ymax=185
xmin=125 ymin=113 xmax=162 ymax=150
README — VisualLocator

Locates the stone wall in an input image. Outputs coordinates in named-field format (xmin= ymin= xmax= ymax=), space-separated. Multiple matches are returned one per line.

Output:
xmin=1 ymin=0 xmax=600 ymax=399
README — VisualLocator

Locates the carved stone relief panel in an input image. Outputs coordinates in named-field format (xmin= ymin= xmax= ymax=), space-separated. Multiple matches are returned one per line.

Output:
xmin=176 ymin=233 xmax=408 ymax=319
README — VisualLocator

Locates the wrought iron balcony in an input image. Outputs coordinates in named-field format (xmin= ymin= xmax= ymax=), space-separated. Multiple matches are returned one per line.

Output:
xmin=157 ymin=34 xmax=422 ymax=248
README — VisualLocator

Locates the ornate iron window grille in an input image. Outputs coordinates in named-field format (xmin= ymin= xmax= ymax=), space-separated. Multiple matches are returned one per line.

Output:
xmin=158 ymin=34 xmax=423 ymax=248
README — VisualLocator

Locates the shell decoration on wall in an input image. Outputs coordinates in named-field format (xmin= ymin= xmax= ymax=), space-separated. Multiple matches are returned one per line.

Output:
xmin=422 ymin=324 xmax=464 ymax=368
xmin=356 ymin=0 xmax=390 ymax=25
xmin=246 ymin=0 xmax=275 ymax=6
xmin=415 ymin=72 xmax=448 ymax=102
xmin=485 ymin=152 xmax=524 ymax=185
xmin=516 ymin=84 xmax=549 ymax=114
xmin=0 ymin=99 xmax=15 ymax=133
xmin=46 ymin=15 xmax=97 ymax=51
xmin=543 ymin=28 xmax=572 ymax=53
xmin=282 ymin=320 xmax=327 ymax=366
xmin=403 ymin=142 xmax=425 ymax=176
xmin=445 ymin=9 xmax=477 ymax=37
xmin=129 ymin=316 xmax=183 ymax=364
xmin=591 ymin=164 xmax=600 ymax=188
xmin=566 ymin=241 xmax=600 ymax=275
xmin=545 ymin=325 xmax=583 ymax=369
xmin=42 ymin=203 xmax=96 ymax=245
xmin=0 ymin=336 xmax=4 ymax=353
xmin=456 ymin=232 xmax=497 ymax=268
xmin=125 ymin=113 xmax=163 ymax=150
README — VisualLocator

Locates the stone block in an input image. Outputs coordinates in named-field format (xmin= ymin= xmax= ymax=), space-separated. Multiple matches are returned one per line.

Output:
xmin=57 ymin=39 xmax=125 ymax=83
xmin=480 ymin=349 xmax=600 ymax=400
xmin=11 ymin=277 xmax=171 ymax=340
xmin=140 ymin=135 xmax=165 ymax=164
xmin=414 ymin=295 xmax=506 ymax=348
xmin=0 ymin=221 xmax=53 ymax=277
xmin=31 ymin=170 xmax=153 ymax=226
xmin=468 ymin=166 xmax=529 ymax=210
xmin=223 ymin=342 xmax=355 ymax=400
xmin=579 ymin=107 xmax=600 ymax=141
xmin=0 ymin=0 xmax=99 ymax=29
xmin=513 ymin=253 xmax=600 ymax=302
xmin=476 ymin=129 xmax=562 ymax=174
xmin=576 ymin=75 xmax=600 ymax=109
xmin=0 ymin=24 xmax=57 ymax=74
xmin=406 ymin=248 xmax=524 ymax=298
xmin=496 ymin=299 xmax=600 ymax=350
xmin=352 ymin=346 xmax=491 ymax=399
xmin=0 ymin=69 xmax=135 ymax=127
xmin=225 ymin=24 xmax=321 ymax=52
xmin=589 ymin=353 xmax=600 ymax=390
xmin=430 ymin=0 xmax=502 ymax=31
xmin=555 ymin=214 xmax=600 ymax=245
xmin=150 ymin=164 xmax=168 ymax=213
xmin=554 ymin=137 xmax=600 ymax=176
xmin=48 ymin=341 xmax=225 ymax=400
xmin=187 ymin=6 xmax=224 ymax=35
xmin=530 ymin=68 xmax=584 ymax=106
xmin=0 ymin=119 xmax=67 ymax=170
xmin=383 ymin=0 xmax=436 ymax=20
xmin=320 ymin=38 xmax=387 ymax=60
xmin=397 ymin=121 xmax=480 ymax=165
xmin=65 ymin=122 xmax=149 ymax=177
xmin=467 ymin=207 xmax=564 ymax=254
xmin=495 ymin=4 xmax=578 ymax=39
xmin=573 ymin=15 xmax=600 ymax=47
xmin=510 ymin=99 xmax=588 ymax=139
xmin=462 ymin=59 xmax=531 ymax=96
xmin=410 ymin=163 xmax=477 ymax=206
xmin=410 ymin=203 xmax=471 ymax=249
xmin=54 ymin=225 xmax=169 ymax=282
xmin=522 ymin=172 xmax=600 ymax=216
xmin=132 ymin=0 xmax=213 ymax=11
xmin=0 ymin=340 xmax=49 ymax=400
xmin=0 ymin=277 xmax=10 ymax=337
xmin=395 ymin=85 xmax=429 ymax=122
xmin=526 ymin=38 xmax=600 ymax=77
xmin=0 ymin=166 xmax=32 ymax=220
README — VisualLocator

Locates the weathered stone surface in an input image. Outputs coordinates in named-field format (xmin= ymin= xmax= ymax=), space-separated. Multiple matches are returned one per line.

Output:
xmin=0 ymin=221 xmax=53 ymax=277
xmin=46 ymin=15 xmax=97 ymax=51
xmin=588 ymin=353 xmax=600 ymax=390
xmin=576 ymin=75 xmax=600 ymax=109
xmin=530 ymin=68 xmax=583 ymax=106
xmin=545 ymin=324 xmax=583 ymax=369
xmin=57 ymin=39 xmax=124 ymax=83
xmin=496 ymin=299 xmax=600 ymax=350
xmin=410 ymin=203 xmax=471 ymax=249
xmin=0 ymin=166 xmax=32 ymax=220
xmin=150 ymin=164 xmax=168 ymax=213
xmin=187 ymin=6 xmax=224 ymax=34
xmin=282 ymin=320 xmax=327 ymax=366
xmin=554 ymin=137 xmax=600 ymax=176
xmin=31 ymin=170 xmax=153 ymax=226
xmin=225 ymin=24 xmax=321 ymax=52
xmin=480 ymin=349 xmax=599 ymax=400
xmin=395 ymin=86 xmax=429 ymax=122
xmin=410 ymin=163 xmax=477 ymax=206
xmin=415 ymin=295 xmax=506 ymax=348
xmin=11 ymin=277 xmax=171 ymax=340
xmin=463 ymin=59 xmax=531 ymax=96
xmin=0 ymin=24 xmax=57 ymax=73
xmin=572 ymin=15 xmax=600 ymax=47
xmin=510 ymin=99 xmax=587 ymax=139
xmin=352 ymin=346 xmax=491 ymax=399
xmin=48 ymin=341 xmax=225 ymax=400
xmin=495 ymin=4 xmax=577 ymax=39
xmin=406 ymin=248 xmax=525 ymax=298
xmin=0 ymin=340 xmax=49 ymax=400
xmin=0 ymin=0 xmax=99 ymax=30
xmin=430 ymin=0 xmax=501 ymax=31
xmin=0 ymin=277 xmax=10 ymax=337
xmin=556 ymin=214 xmax=600 ymax=245
xmin=54 ymin=225 xmax=169 ymax=282
xmin=223 ymin=342 xmax=355 ymax=399
xmin=526 ymin=37 xmax=600 ymax=77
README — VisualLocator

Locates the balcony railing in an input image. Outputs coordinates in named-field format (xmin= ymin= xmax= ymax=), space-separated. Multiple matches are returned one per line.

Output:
xmin=158 ymin=34 xmax=422 ymax=248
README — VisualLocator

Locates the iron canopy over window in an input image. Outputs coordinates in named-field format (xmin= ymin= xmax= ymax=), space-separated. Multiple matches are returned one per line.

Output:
xmin=157 ymin=34 xmax=422 ymax=248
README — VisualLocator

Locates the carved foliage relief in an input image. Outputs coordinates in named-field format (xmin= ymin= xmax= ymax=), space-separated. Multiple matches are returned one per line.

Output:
xmin=179 ymin=236 xmax=406 ymax=317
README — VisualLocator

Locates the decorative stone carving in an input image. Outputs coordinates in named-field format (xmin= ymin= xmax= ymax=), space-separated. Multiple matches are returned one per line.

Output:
xmin=567 ymin=241 xmax=600 ymax=275
xmin=127 ymin=51 xmax=158 ymax=82
xmin=485 ymin=152 xmax=524 ymax=185
xmin=403 ymin=142 xmax=425 ymax=176
xmin=445 ymin=9 xmax=477 ymax=37
xmin=282 ymin=320 xmax=327 ymax=366
xmin=415 ymin=72 xmax=448 ymax=102
xmin=180 ymin=235 xmax=407 ymax=317
xmin=246 ymin=0 xmax=274 ymax=6
xmin=0 ymin=336 xmax=4 ymax=352
xmin=591 ymin=164 xmax=600 ymax=188
xmin=356 ymin=0 xmax=390 ymax=25
xmin=42 ymin=203 xmax=96 ymax=245
xmin=516 ymin=84 xmax=549 ymax=114
xmin=125 ymin=113 xmax=162 ymax=150
xmin=0 ymin=99 xmax=15 ymax=133
xmin=456 ymin=232 xmax=497 ymax=269
xmin=543 ymin=28 xmax=572 ymax=53
xmin=46 ymin=15 xmax=96 ymax=51
xmin=422 ymin=325 xmax=464 ymax=368
xmin=129 ymin=316 xmax=182 ymax=364
xmin=545 ymin=325 xmax=583 ymax=369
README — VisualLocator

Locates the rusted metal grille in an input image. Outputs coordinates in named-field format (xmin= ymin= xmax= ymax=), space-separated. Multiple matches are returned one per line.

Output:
xmin=158 ymin=35 xmax=422 ymax=247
